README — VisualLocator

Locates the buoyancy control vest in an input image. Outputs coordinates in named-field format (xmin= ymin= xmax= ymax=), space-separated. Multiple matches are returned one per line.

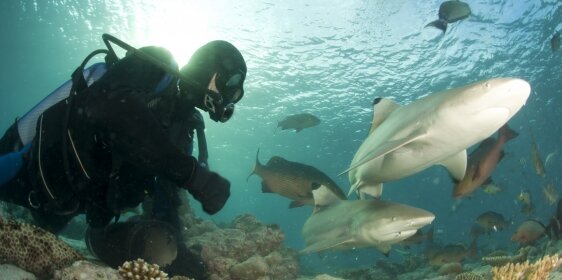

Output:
xmin=10 ymin=34 xmax=209 ymax=222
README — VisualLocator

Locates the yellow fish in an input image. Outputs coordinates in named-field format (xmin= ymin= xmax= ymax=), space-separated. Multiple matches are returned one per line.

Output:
xmin=483 ymin=183 xmax=503 ymax=195
xmin=530 ymin=129 xmax=546 ymax=177
xmin=517 ymin=189 xmax=534 ymax=215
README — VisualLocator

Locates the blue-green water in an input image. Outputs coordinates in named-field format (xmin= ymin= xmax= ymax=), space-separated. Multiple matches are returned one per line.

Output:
xmin=0 ymin=0 xmax=561 ymax=274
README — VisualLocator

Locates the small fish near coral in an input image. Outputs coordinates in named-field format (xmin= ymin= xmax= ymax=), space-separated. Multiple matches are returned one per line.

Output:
xmin=511 ymin=219 xmax=547 ymax=245
xmin=530 ymin=128 xmax=546 ymax=177
xmin=248 ymin=149 xmax=346 ymax=208
xmin=517 ymin=189 xmax=535 ymax=215
xmin=475 ymin=210 xmax=511 ymax=234
xmin=425 ymin=0 xmax=472 ymax=33
xmin=276 ymin=113 xmax=320 ymax=133
xmin=425 ymin=239 xmax=478 ymax=267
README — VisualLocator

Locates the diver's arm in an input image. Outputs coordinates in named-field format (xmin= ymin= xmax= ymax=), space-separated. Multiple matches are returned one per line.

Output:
xmin=82 ymin=88 xmax=229 ymax=214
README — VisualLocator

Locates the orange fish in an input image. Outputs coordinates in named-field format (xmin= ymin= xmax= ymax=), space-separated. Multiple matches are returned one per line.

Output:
xmin=511 ymin=220 xmax=547 ymax=245
xmin=530 ymin=129 xmax=546 ymax=177
xmin=452 ymin=125 xmax=518 ymax=198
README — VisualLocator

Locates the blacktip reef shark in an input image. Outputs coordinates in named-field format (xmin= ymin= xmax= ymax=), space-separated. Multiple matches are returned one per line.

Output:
xmin=342 ymin=78 xmax=531 ymax=199
xmin=301 ymin=183 xmax=435 ymax=255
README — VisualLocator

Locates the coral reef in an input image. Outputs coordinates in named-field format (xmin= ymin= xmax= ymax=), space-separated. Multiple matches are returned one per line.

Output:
xmin=0 ymin=263 xmax=37 ymax=280
xmin=0 ymin=216 xmax=83 ymax=279
xmin=118 ymin=258 xmax=168 ymax=280
xmin=491 ymin=254 xmax=561 ymax=280
xmin=53 ymin=260 xmax=121 ymax=280
xmin=482 ymin=247 xmax=530 ymax=267
xmin=455 ymin=272 xmax=485 ymax=280
xmin=184 ymin=213 xmax=299 ymax=280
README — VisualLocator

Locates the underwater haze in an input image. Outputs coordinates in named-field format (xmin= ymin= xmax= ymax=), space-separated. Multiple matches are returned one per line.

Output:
xmin=1 ymin=0 xmax=561 ymax=275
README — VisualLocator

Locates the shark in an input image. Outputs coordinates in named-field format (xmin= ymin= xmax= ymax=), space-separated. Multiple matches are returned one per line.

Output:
xmin=300 ymin=183 xmax=435 ymax=255
xmin=342 ymin=78 xmax=531 ymax=198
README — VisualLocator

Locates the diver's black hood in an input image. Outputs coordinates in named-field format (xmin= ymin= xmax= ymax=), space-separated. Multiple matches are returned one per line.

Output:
xmin=179 ymin=40 xmax=247 ymax=102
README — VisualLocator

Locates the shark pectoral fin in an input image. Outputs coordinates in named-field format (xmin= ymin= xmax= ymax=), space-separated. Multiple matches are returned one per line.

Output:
xmin=300 ymin=237 xmax=354 ymax=254
xmin=359 ymin=183 xmax=383 ymax=200
xmin=369 ymin=98 xmax=400 ymax=135
xmin=439 ymin=150 xmax=467 ymax=181
xmin=312 ymin=183 xmax=342 ymax=213
xmin=375 ymin=243 xmax=392 ymax=256
xmin=340 ymin=130 xmax=427 ymax=176
xmin=347 ymin=180 xmax=362 ymax=197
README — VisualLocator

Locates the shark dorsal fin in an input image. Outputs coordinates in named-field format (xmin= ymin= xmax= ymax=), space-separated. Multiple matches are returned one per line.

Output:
xmin=311 ymin=183 xmax=343 ymax=213
xmin=369 ymin=98 xmax=400 ymax=135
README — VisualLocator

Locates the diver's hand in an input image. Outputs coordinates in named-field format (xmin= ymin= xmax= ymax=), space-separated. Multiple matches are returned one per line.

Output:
xmin=186 ymin=164 xmax=230 ymax=214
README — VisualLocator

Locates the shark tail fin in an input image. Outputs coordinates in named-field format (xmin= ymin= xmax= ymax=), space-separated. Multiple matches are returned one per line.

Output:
xmin=425 ymin=19 xmax=448 ymax=33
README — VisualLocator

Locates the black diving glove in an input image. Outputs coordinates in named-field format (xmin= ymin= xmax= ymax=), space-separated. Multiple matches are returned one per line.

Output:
xmin=185 ymin=164 xmax=230 ymax=214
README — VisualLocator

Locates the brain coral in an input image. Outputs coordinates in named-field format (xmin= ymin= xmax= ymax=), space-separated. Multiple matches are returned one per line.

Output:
xmin=118 ymin=258 xmax=168 ymax=280
xmin=0 ymin=216 xmax=83 ymax=279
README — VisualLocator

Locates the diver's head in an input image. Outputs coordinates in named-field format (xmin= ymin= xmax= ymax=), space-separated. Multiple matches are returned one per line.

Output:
xmin=179 ymin=40 xmax=247 ymax=122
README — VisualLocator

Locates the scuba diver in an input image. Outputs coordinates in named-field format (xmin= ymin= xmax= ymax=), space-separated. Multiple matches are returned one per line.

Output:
xmin=0 ymin=34 xmax=247 ymax=279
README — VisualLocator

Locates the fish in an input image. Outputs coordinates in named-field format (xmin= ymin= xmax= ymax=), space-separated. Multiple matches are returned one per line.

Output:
xmin=545 ymin=151 xmax=557 ymax=167
xmin=552 ymin=31 xmax=560 ymax=52
xmin=547 ymin=198 xmax=562 ymax=240
xmin=248 ymin=149 xmax=346 ymax=208
xmin=517 ymin=189 xmax=534 ymax=215
xmin=425 ymin=0 xmax=471 ymax=33
xmin=482 ymin=183 xmax=503 ymax=195
xmin=398 ymin=226 xmax=434 ymax=249
xmin=301 ymin=183 xmax=435 ymax=255
xmin=469 ymin=224 xmax=486 ymax=240
xmin=475 ymin=211 xmax=511 ymax=233
xmin=530 ymin=128 xmax=546 ymax=177
xmin=452 ymin=124 xmax=518 ymax=198
xmin=343 ymin=78 xmax=531 ymax=199
xmin=277 ymin=113 xmax=320 ymax=132
xmin=543 ymin=182 xmax=559 ymax=205
xmin=511 ymin=220 xmax=547 ymax=245
xmin=426 ymin=240 xmax=478 ymax=267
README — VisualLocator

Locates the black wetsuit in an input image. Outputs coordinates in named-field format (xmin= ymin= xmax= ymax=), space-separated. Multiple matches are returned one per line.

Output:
xmin=0 ymin=46 xmax=216 ymax=278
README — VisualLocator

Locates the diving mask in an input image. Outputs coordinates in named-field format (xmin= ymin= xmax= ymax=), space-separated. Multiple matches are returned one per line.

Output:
xmin=203 ymin=72 xmax=244 ymax=122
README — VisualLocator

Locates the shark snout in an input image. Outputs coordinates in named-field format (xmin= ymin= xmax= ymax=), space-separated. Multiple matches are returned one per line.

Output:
xmin=488 ymin=78 xmax=531 ymax=110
